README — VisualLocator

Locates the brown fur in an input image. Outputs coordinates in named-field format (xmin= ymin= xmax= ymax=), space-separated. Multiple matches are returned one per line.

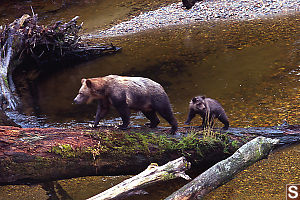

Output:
xmin=74 ymin=75 xmax=178 ymax=134
xmin=184 ymin=96 xmax=229 ymax=130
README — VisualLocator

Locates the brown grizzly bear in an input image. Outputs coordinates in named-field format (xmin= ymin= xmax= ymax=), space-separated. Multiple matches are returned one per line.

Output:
xmin=74 ymin=75 xmax=178 ymax=134
xmin=184 ymin=96 xmax=229 ymax=130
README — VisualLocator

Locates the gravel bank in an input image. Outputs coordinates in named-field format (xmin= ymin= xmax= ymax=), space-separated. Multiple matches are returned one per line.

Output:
xmin=93 ymin=0 xmax=299 ymax=37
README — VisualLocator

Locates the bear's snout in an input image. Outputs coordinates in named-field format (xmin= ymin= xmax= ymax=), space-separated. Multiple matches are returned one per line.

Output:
xmin=73 ymin=97 xmax=79 ymax=104
xmin=73 ymin=93 xmax=90 ymax=104
xmin=73 ymin=95 xmax=82 ymax=104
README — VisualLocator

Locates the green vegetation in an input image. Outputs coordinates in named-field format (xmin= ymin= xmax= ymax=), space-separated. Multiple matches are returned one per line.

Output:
xmin=83 ymin=129 xmax=240 ymax=160
xmin=50 ymin=144 xmax=77 ymax=158
xmin=49 ymin=129 xmax=241 ymax=161
xmin=2 ymin=75 xmax=8 ymax=87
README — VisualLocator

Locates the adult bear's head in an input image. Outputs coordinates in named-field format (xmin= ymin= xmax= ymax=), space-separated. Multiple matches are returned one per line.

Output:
xmin=74 ymin=78 xmax=106 ymax=104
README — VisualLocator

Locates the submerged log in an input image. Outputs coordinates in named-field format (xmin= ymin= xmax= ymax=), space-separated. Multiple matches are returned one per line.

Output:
xmin=226 ymin=122 xmax=300 ymax=145
xmin=165 ymin=136 xmax=279 ymax=200
xmin=0 ymin=14 xmax=119 ymax=111
xmin=0 ymin=124 xmax=298 ymax=185
xmin=88 ymin=157 xmax=191 ymax=200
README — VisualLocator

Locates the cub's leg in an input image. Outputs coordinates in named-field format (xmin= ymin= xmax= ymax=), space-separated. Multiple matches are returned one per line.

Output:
xmin=217 ymin=113 xmax=229 ymax=130
xmin=184 ymin=110 xmax=196 ymax=125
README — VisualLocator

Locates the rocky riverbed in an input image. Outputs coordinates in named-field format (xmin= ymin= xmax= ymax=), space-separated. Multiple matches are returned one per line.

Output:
xmin=91 ymin=0 xmax=299 ymax=37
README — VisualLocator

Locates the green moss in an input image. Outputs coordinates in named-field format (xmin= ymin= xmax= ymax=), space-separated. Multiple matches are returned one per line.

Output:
xmin=46 ymin=129 xmax=238 ymax=161
xmin=231 ymin=140 xmax=240 ymax=149
xmin=162 ymin=172 xmax=177 ymax=181
xmin=2 ymin=75 xmax=9 ymax=87
xmin=87 ymin=129 xmax=234 ymax=160
xmin=50 ymin=144 xmax=77 ymax=158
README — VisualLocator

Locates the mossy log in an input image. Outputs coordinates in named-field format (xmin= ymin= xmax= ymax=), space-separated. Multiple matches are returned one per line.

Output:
xmin=87 ymin=157 xmax=191 ymax=200
xmin=0 ymin=125 xmax=234 ymax=185
xmin=165 ymin=136 xmax=279 ymax=200
xmin=0 ymin=124 xmax=298 ymax=185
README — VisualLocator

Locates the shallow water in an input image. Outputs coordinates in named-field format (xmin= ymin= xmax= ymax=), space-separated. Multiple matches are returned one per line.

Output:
xmin=14 ymin=15 xmax=299 ymax=129
xmin=204 ymin=143 xmax=300 ymax=200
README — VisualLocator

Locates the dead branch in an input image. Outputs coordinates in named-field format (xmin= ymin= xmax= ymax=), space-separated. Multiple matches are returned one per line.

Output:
xmin=87 ymin=157 xmax=191 ymax=200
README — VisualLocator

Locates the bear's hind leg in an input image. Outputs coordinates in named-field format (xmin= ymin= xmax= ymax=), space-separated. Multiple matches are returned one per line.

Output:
xmin=157 ymin=108 xmax=178 ymax=134
xmin=218 ymin=113 xmax=229 ymax=130
xmin=142 ymin=111 xmax=160 ymax=128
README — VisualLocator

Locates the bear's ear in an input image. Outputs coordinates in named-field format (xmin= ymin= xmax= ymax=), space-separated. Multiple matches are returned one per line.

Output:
xmin=201 ymin=95 xmax=206 ymax=99
xmin=86 ymin=79 xmax=93 ymax=88
xmin=192 ymin=97 xmax=198 ymax=103
xmin=81 ymin=78 xmax=86 ymax=84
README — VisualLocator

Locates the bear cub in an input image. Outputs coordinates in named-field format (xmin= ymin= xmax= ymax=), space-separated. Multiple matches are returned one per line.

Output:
xmin=184 ymin=96 xmax=229 ymax=130
xmin=74 ymin=75 xmax=178 ymax=134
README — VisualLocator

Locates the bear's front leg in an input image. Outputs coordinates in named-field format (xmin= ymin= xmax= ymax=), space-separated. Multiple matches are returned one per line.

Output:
xmin=115 ymin=104 xmax=131 ymax=130
xmin=184 ymin=110 xmax=196 ymax=125
xmin=94 ymin=99 xmax=110 ymax=127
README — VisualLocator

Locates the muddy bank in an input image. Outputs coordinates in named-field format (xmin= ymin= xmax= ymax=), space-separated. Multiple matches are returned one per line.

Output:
xmin=91 ymin=0 xmax=299 ymax=37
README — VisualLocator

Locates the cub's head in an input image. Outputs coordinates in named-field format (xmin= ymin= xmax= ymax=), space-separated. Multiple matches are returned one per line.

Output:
xmin=74 ymin=78 xmax=102 ymax=104
xmin=189 ymin=96 xmax=206 ymax=111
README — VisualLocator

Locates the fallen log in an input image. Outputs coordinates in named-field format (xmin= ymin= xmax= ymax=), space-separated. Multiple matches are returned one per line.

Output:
xmin=227 ymin=122 xmax=300 ymax=145
xmin=0 ymin=125 xmax=232 ymax=185
xmin=87 ymin=157 xmax=191 ymax=200
xmin=165 ymin=136 xmax=280 ymax=200
xmin=0 ymin=124 xmax=298 ymax=185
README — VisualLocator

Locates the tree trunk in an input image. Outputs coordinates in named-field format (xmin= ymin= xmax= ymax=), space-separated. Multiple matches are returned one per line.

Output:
xmin=165 ymin=136 xmax=279 ymax=200
xmin=87 ymin=157 xmax=191 ymax=200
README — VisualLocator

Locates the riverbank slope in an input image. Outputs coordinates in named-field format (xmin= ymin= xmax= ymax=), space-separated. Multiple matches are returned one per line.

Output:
xmin=89 ymin=0 xmax=299 ymax=37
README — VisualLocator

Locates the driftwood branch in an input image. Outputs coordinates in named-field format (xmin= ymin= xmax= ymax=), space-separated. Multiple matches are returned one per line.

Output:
xmin=87 ymin=157 xmax=191 ymax=200
xmin=165 ymin=136 xmax=279 ymax=200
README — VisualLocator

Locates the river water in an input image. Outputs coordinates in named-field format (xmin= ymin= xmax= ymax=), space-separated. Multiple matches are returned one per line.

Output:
xmin=0 ymin=0 xmax=299 ymax=199
xmin=15 ymin=15 xmax=299 ymax=129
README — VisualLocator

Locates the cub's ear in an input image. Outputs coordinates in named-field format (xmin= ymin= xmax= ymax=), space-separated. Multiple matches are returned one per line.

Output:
xmin=192 ymin=97 xmax=198 ymax=103
xmin=86 ymin=79 xmax=93 ymax=88
xmin=201 ymin=95 xmax=206 ymax=99
xmin=81 ymin=78 xmax=86 ymax=84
